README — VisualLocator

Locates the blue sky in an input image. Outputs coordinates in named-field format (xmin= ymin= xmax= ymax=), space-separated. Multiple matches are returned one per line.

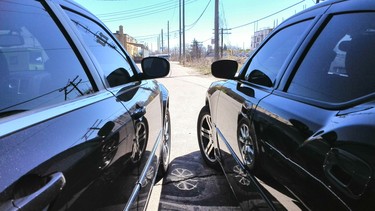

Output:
xmin=74 ymin=0 xmax=316 ymax=51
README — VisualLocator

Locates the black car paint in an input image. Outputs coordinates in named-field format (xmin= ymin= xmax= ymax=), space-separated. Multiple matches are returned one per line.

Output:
xmin=0 ymin=1 xmax=170 ymax=210
xmin=202 ymin=0 xmax=375 ymax=210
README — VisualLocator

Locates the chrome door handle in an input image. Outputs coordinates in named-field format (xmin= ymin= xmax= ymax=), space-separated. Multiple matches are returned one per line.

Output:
xmin=12 ymin=172 xmax=66 ymax=211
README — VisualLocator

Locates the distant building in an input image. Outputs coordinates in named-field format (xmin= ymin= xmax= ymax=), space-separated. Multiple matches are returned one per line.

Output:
xmin=250 ymin=28 xmax=273 ymax=50
xmin=114 ymin=25 xmax=148 ymax=62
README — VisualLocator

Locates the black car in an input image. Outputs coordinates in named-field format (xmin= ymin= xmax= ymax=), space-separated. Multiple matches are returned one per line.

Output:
xmin=0 ymin=0 xmax=171 ymax=210
xmin=197 ymin=0 xmax=375 ymax=210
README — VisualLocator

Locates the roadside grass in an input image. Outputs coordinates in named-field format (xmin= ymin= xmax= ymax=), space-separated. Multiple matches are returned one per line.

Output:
xmin=181 ymin=56 xmax=247 ymax=75
xmin=184 ymin=58 xmax=213 ymax=75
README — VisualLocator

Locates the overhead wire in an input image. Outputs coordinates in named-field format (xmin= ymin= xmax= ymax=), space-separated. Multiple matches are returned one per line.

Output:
xmin=98 ymin=0 xmax=186 ymax=16
xmin=229 ymin=0 xmax=305 ymax=30
xmin=135 ymin=0 xmax=212 ymax=42
xmin=98 ymin=0 xmax=197 ymax=21
xmin=114 ymin=0 xmax=306 ymax=44
xmin=220 ymin=0 xmax=227 ymax=29
xmin=185 ymin=0 xmax=211 ymax=30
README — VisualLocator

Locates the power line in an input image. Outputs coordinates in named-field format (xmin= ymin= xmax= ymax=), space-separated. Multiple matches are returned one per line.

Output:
xmin=134 ymin=0 xmax=308 ymax=45
xmin=98 ymin=0 xmax=197 ymax=21
xmin=135 ymin=0 xmax=211 ymax=40
xmin=185 ymin=0 xmax=212 ymax=29
xmin=98 ymin=0 xmax=185 ymax=16
xmin=230 ymin=0 xmax=305 ymax=30
xmin=220 ymin=0 xmax=227 ymax=30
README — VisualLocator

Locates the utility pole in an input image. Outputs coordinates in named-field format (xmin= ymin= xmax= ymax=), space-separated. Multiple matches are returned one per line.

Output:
xmin=182 ymin=0 xmax=186 ymax=65
xmin=214 ymin=0 xmax=219 ymax=61
xmin=179 ymin=0 xmax=181 ymax=61
xmin=161 ymin=29 xmax=164 ymax=53
xmin=167 ymin=21 xmax=170 ymax=55
xmin=221 ymin=28 xmax=223 ymax=58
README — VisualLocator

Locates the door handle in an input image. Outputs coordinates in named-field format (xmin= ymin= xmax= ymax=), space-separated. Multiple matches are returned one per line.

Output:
xmin=131 ymin=104 xmax=146 ymax=120
xmin=241 ymin=103 xmax=253 ymax=118
xmin=324 ymin=148 xmax=372 ymax=198
xmin=12 ymin=172 xmax=66 ymax=211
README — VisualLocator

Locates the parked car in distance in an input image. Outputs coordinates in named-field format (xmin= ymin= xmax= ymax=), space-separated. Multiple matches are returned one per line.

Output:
xmin=154 ymin=54 xmax=171 ymax=61
xmin=0 ymin=0 xmax=171 ymax=210
xmin=197 ymin=0 xmax=375 ymax=210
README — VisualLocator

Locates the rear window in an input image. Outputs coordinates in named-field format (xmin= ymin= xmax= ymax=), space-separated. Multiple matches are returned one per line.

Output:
xmin=288 ymin=13 xmax=375 ymax=103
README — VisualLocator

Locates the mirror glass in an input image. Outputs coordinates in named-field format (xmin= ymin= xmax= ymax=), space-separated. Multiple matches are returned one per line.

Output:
xmin=141 ymin=57 xmax=170 ymax=78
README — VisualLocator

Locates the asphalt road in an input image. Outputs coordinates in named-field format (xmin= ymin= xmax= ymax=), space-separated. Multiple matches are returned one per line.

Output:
xmin=146 ymin=61 xmax=241 ymax=210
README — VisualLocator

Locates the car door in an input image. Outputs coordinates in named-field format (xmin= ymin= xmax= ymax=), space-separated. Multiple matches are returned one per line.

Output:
xmin=254 ymin=9 xmax=375 ymax=210
xmin=211 ymin=14 xmax=321 ymax=211
xmin=213 ymin=18 xmax=314 ymax=170
xmin=62 ymin=7 xmax=164 ymax=210
xmin=0 ymin=1 xmax=132 ymax=210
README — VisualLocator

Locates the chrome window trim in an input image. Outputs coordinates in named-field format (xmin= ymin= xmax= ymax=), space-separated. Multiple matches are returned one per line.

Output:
xmin=0 ymin=90 xmax=115 ymax=137
xmin=46 ymin=0 xmax=106 ymax=90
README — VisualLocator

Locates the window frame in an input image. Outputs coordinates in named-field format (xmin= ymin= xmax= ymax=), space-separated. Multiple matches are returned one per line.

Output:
xmin=238 ymin=18 xmax=315 ymax=91
xmin=60 ymin=6 xmax=141 ymax=89
xmin=44 ymin=0 xmax=99 ymax=92
xmin=0 ymin=0 xmax=111 ymax=129
xmin=0 ymin=1 xmax=99 ymax=115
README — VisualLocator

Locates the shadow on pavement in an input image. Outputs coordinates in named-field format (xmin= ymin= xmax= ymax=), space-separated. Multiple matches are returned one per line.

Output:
xmin=158 ymin=151 xmax=241 ymax=210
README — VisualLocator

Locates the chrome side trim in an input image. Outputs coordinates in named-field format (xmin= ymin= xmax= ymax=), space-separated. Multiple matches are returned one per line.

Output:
xmin=215 ymin=127 xmax=277 ymax=211
xmin=123 ymin=130 xmax=162 ymax=211
xmin=0 ymin=91 xmax=115 ymax=137
xmin=216 ymin=127 xmax=244 ymax=168
xmin=139 ymin=131 xmax=162 ymax=184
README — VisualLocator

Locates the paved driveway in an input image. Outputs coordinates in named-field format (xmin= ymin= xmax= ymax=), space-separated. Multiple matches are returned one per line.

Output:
xmin=146 ymin=61 xmax=241 ymax=210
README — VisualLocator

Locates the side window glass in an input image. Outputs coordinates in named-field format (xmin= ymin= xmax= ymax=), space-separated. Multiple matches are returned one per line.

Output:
xmin=0 ymin=1 xmax=93 ymax=118
xmin=66 ymin=11 xmax=134 ymax=87
xmin=245 ymin=20 xmax=311 ymax=87
xmin=288 ymin=13 xmax=375 ymax=103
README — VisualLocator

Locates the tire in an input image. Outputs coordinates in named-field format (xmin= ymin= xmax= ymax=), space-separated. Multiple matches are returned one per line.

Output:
xmin=157 ymin=108 xmax=171 ymax=179
xmin=237 ymin=118 xmax=259 ymax=171
xmin=197 ymin=106 xmax=220 ymax=169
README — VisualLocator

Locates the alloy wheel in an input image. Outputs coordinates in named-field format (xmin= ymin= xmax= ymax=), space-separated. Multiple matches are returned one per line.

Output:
xmin=131 ymin=121 xmax=147 ymax=163
xmin=238 ymin=122 xmax=255 ymax=168
xmin=162 ymin=110 xmax=171 ymax=171
xmin=199 ymin=113 xmax=216 ymax=162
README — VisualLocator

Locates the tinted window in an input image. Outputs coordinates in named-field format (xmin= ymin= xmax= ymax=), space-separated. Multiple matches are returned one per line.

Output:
xmin=288 ymin=13 xmax=375 ymax=103
xmin=66 ymin=11 xmax=135 ymax=87
xmin=245 ymin=20 xmax=311 ymax=86
xmin=0 ymin=1 xmax=93 ymax=118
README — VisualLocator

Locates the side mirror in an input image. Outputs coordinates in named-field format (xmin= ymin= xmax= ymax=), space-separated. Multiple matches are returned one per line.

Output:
xmin=248 ymin=69 xmax=273 ymax=87
xmin=141 ymin=57 xmax=170 ymax=79
xmin=107 ymin=68 xmax=131 ymax=87
xmin=211 ymin=60 xmax=238 ymax=79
